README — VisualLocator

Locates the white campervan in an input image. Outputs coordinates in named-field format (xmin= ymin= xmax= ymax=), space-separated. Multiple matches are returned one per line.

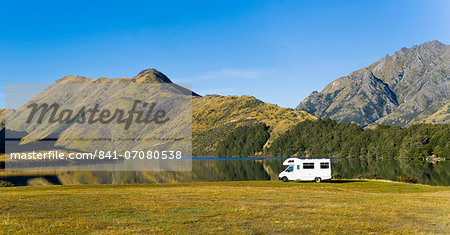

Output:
xmin=278 ymin=158 xmax=332 ymax=182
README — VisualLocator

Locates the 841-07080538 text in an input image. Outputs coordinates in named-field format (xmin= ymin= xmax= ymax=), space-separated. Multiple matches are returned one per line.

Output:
xmin=9 ymin=150 xmax=184 ymax=160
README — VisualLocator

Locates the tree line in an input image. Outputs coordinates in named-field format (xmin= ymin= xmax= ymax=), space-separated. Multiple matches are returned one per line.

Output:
xmin=216 ymin=119 xmax=449 ymax=158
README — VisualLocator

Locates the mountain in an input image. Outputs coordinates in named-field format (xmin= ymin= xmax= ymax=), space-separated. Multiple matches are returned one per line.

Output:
xmin=297 ymin=40 xmax=450 ymax=126
xmin=3 ymin=69 xmax=198 ymax=164
xmin=1 ymin=69 xmax=315 ymax=156
xmin=55 ymin=68 xmax=200 ymax=96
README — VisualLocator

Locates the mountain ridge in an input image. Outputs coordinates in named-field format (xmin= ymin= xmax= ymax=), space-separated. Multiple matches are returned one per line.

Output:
xmin=297 ymin=40 xmax=449 ymax=126
xmin=0 ymin=69 xmax=315 ymax=156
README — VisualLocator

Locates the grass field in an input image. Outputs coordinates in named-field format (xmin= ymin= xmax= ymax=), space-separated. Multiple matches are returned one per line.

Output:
xmin=0 ymin=180 xmax=449 ymax=234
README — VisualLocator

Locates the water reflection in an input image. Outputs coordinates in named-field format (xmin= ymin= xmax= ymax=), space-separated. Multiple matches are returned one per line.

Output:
xmin=333 ymin=158 xmax=449 ymax=186
xmin=1 ymin=158 xmax=449 ymax=186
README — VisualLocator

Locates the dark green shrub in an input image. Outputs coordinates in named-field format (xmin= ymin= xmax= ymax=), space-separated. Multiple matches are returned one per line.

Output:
xmin=356 ymin=172 xmax=381 ymax=179
xmin=0 ymin=180 xmax=14 ymax=187
xmin=332 ymin=171 xmax=343 ymax=179
xmin=397 ymin=174 xmax=418 ymax=184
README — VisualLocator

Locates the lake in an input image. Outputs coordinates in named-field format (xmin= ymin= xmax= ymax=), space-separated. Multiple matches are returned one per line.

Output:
xmin=1 ymin=157 xmax=449 ymax=186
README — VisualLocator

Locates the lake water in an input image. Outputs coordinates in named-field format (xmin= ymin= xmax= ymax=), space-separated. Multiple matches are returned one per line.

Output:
xmin=1 ymin=158 xmax=449 ymax=186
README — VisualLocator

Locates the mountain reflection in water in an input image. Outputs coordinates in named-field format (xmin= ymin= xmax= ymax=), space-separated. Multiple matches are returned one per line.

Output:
xmin=1 ymin=158 xmax=449 ymax=186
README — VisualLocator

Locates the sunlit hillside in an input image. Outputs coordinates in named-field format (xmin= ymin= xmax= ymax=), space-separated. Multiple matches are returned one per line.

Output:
xmin=192 ymin=95 xmax=315 ymax=155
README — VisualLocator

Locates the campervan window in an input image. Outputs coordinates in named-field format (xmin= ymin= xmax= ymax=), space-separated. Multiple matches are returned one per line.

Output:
xmin=303 ymin=163 xmax=314 ymax=169
xmin=320 ymin=162 xmax=330 ymax=169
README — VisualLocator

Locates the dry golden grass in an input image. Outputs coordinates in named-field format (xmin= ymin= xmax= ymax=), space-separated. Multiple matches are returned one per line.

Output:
xmin=193 ymin=95 xmax=315 ymax=133
xmin=192 ymin=95 xmax=316 ymax=152
xmin=415 ymin=104 xmax=450 ymax=124
xmin=0 ymin=180 xmax=449 ymax=234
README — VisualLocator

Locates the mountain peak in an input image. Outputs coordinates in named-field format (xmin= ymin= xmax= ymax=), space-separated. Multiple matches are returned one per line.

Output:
xmin=56 ymin=75 xmax=93 ymax=83
xmin=133 ymin=69 xmax=173 ymax=83
xmin=415 ymin=40 xmax=447 ymax=53
xmin=297 ymin=40 xmax=449 ymax=126
xmin=421 ymin=40 xmax=445 ymax=47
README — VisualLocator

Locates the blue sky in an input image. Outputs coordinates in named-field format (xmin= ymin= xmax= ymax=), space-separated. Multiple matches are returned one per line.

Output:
xmin=1 ymin=0 xmax=449 ymax=108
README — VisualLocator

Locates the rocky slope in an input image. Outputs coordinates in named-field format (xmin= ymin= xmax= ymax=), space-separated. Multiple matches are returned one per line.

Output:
xmin=297 ymin=40 xmax=449 ymax=126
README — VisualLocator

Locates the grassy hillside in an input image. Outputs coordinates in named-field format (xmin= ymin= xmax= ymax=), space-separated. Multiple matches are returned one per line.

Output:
xmin=415 ymin=104 xmax=450 ymax=124
xmin=0 ymin=109 xmax=4 ymax=128
xmin=0 ymin=93 xmax=316 ymax=157
xmin=0 ymin=181 xmax=448 ymax=234
xmin=192 ymin=95 xmax=315 ymax=155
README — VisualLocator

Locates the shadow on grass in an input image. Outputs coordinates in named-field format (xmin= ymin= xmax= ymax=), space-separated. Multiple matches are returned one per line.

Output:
xmin=291 ymin=179 xmax=367 ymax=184
xmin=326 ymin=179 xmax=367 ymax=183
